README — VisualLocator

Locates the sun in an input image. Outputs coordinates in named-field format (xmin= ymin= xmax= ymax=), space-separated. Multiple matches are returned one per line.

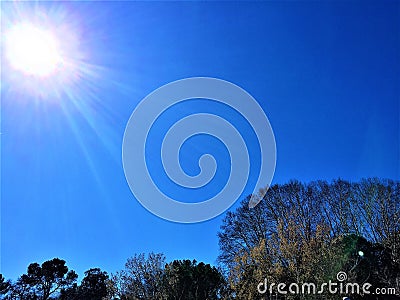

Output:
xmin=5 ymin=22 xmax=63 ymax=77
xmin=2 ymin=5 xmax=105 ymax=102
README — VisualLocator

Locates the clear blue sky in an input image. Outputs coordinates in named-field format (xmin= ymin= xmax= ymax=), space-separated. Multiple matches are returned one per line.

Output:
xmin=1 ymin=1 xmax=399 ymax=280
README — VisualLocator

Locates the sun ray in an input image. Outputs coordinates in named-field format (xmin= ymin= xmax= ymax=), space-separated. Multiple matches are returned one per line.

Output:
xmin=1 ymin=2 xmax=122 ymax=229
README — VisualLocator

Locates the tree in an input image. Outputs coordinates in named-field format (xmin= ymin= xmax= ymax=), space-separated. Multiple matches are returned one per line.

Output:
xmin=163 ymin=260 xmax=225 ymax=300
xmin=111 ymin=253 xmax=165 ymax=300
xmin=227 ymin=239 xmax=271 ymax=300
xmin=111 ymin=254 xmax=226 ymax=300
xmin=218 ymin=178 xmax=400 ymax=299
xmin=5 ymin=258 xmax=78 ymax=300
xmin=58 ymin=268 xmax=110 ymax=300
xmin=78 ymin=268 xmax=109 ymax=300
xmin=0 ymin=275 xmax=10 ymax=296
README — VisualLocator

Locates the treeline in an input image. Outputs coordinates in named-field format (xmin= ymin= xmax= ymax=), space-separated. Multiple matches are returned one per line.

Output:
xmin=0 ymin=253 xmax=230 ymax=300
xmin=0 ymin=260 xmax=110 ymax=300
xmin=2 ymin=178 xmax=399 ymax=299
xmin=110 ymin=253 xmax=226 ymax=299
xmin=218 ymin=178 xmax=400 ymax=299
xmin=0 ymin=255 xmax=226 ymax=300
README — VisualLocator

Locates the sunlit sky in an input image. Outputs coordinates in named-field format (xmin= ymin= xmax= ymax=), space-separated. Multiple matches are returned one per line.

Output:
xmin=1 ymin=1 xmax=399 ymax=280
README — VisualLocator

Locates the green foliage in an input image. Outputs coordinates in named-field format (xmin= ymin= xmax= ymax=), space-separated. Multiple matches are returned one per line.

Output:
xmin=78 ymin=268 xmax=109 ymax=300
xmin=110 ymin=254 xmax=226 ymax=300
xmin=58 ymin=268 xmax=110 ymax=300
xmin=163 ymin=259 xmax=225 ymax=300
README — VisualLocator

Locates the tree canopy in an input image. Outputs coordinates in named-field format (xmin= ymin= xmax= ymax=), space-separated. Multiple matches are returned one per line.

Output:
xmin=2 ymin=178 xmax=399 ymax=299
xmin=218 ymin=178 xmax=400 ymax=299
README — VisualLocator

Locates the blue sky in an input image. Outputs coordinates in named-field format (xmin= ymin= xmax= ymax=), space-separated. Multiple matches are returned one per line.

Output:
xmin=1 ymin=1 xmax=399 ymax=280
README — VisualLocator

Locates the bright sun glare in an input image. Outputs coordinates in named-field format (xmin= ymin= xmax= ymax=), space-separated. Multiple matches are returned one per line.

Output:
xmin=3 ymin=6 xmax=103 ymax=101
xmin=5 ymin=23 xmax=62 ymax=77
